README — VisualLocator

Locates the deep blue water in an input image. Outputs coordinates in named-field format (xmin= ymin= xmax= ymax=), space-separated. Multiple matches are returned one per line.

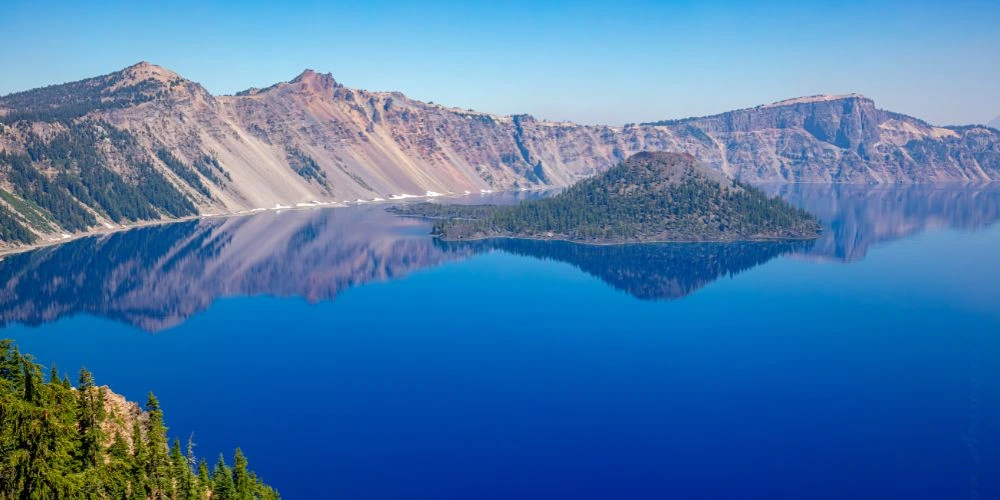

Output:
xmin=1 ymin=184 xmax=999 ymax=499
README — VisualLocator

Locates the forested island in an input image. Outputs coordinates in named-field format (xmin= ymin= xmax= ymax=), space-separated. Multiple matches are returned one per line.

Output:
xmin=391 ymin=152 xmax=821 ymax=244
xmin=0 ymin=340 xmax=279 ymax=499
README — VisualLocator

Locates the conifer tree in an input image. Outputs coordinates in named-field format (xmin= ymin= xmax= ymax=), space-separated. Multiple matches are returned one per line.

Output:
xmin=212 ymin=454 xmax=235 ymax=500
xmin=0 ymin=341 xmax=279 ymax=499
xmin=75 ymin=367 xmax=106 ymax=470
xmin=233 ymin=447 xmax=253 ymax=499
xmin=171 ymin=437 xmax=195 ymax=499
xmin=130 ymin=420 xmax=148 ymax=499
xmin=197 ymin=458 xmax=211 ymax=498
xmin=144 ymin=392 xmax=172 ymax=497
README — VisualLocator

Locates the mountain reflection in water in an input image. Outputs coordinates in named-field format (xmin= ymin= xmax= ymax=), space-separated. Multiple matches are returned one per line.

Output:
xmin=1 ymin=183 xmax=998 ymax=332
xmin=0 ymin=208 xmax=470 ymax=332
xmin=771 ymin=183 xmax=1000 ymax=262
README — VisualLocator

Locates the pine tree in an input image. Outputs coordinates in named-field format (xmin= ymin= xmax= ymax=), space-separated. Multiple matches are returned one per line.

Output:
xmin=233 ymin=448 xmax=253 ymax=499
xmin=109 ymin=432 xmax=129 ymax=461
xmin=196 ymin=458 xmax=211 ymax=499
xmin=103 ymin=431 xmax=132 ymax=499
xmin=144 ymin=392 xmax=172 ymax=498
xmin=0 ymin=341 xmax=278 ymax=499
xmin=171 ymin=437 xmax=195 ymax=500
xmin=212 ymin=454 xmax=235 ymax=500
xmin=75 ymin=367 xmax=106 ymax=470
xmin=130 ymin=420 xmax=148 ymax=499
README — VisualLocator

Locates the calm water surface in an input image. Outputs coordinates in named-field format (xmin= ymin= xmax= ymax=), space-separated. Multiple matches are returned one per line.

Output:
xmin=1 ymin=185 xmax=998 ymax=499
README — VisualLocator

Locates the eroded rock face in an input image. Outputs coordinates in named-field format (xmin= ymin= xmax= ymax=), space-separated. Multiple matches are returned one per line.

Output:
xmin=0 ymin=66 xmax=997 ymax=243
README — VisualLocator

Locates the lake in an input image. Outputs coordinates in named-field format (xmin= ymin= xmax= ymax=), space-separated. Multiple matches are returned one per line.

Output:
xmin=1 ymin=184 xmax=998 ymax=499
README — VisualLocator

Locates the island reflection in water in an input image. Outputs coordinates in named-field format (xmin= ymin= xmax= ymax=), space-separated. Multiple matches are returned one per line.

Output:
xmin=1 ymin=184 xmax=998 ymax=332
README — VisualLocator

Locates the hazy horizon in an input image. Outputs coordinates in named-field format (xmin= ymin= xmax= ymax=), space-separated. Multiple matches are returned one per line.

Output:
xmin=2 ymin=0 xmax=998 ymax=126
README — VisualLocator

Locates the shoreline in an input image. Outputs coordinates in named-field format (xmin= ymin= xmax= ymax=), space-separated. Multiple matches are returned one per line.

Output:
xmin=0 ymin=188 xmax=548 ymax=258
xmin=0 ymin=203 xmax=353 ymax=258
xmin=8 ymin=178 xmax=991 ymax=257
xmin=432 ymin=232 xmax=822 ymax=247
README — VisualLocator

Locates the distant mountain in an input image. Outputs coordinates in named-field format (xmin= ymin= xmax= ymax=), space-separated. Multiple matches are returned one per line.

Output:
xmin=989 ymin=115 xmax=1000 ymax=129
xmin=1 ymin=63 xmax=997 ymax=247
xmin=403 ymin=152 xmax=820 ymax=243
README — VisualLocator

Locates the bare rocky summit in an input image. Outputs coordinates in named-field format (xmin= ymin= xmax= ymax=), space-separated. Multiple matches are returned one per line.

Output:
xmin=0 ymin=62 xmax=997 ymax=246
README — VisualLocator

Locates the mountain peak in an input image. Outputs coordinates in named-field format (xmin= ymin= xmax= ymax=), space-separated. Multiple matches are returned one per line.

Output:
xmin=118 ymin=61 xmax=182 ymax=86
xmin=123 ymin=61 xmax=176 ymax=76
xmin=286 ymin=69 xmax=337 ymax=96
xmin=291 ymin=68 xmax=336 ymax=86
xmin=763 ymin=93 xmax=868 ymax=108
xmin=622 ymin=151 xmax=728 ymax=185
xmin=126 ymin=60 xmax=157 ymax=70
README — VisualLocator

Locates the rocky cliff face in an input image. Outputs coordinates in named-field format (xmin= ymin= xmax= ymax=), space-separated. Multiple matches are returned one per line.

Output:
xmin=0 ymin=64 xmax=997 ymax=245
xmin=644 ymin=94 xmax=1000 ymax=183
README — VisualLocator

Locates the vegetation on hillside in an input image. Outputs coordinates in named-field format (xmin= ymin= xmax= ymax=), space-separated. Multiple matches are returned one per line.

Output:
xmin=0 ymin=71 xmax=161 ymax=124
xmin=0 ymin=121 xmax=198 ymax=239
xmin=0 ymin=339 xmax=279 ymax=499
xmin=285 ymin=147 xmax=329 ymax=188
xmin=392 ymin=152 xmax=820 ymax=243
xmin=156 ymin=149 xmax=213 ymax=198
xmin=0 ymin=204 xmax=35 ymax=244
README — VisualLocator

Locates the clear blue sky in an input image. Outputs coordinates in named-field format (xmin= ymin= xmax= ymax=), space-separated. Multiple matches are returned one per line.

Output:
xmin=2 ymin=0 xmax=998 ymax=125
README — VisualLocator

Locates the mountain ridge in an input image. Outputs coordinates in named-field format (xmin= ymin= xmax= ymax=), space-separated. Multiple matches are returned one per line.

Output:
xmin=0 ymin=62 xmax=997 ymax=248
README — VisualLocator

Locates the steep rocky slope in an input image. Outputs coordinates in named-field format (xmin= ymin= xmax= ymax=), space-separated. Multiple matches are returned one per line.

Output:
xmin=0 ymin=63 xmax=997 ymax=246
